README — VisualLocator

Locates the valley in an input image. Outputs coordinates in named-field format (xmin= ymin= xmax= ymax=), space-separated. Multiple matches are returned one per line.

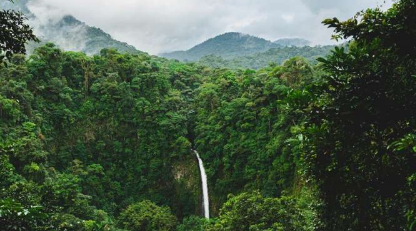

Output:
xmin=0 ymin=0 xmax=415 ymax=231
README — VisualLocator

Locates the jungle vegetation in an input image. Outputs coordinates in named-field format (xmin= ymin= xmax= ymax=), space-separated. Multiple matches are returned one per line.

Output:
xmin=0 ymin=0 xmax=415 ymax=230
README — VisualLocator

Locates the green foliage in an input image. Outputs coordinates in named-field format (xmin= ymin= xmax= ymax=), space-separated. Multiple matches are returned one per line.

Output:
xmin=177 ymin=216 xmax=211 ymax=231
xmin=0 ymin=2 xmax=38 ymax=64
xmin=0 ymin=41 xmax=316 ymax=229
xmin=118 ymin=200 xmax=178 ymax=231
xmin=199 ymin=46 xmax=335 ymax=70
xmin=0 ymin=198 xmax=48 ymax=231
xmin=194 ymin=58 xmax=315 ymax=212
xmin=0 ymin=42 xmax=205 ymax=229
xmin=208 ymin=191 xmax=316 ymax=231
xmin=1 ymin=1 xmax=414 ymax=230
xmin=292 ymin=0 xmax=416 ymax=230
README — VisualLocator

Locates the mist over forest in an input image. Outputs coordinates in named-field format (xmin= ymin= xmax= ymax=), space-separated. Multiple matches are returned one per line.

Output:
xmin=0 ymin=0 xmax=415 ymax=231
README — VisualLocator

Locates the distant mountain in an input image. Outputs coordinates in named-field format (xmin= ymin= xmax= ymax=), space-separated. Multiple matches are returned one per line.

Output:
xmin=161 ymin=32 xmax=332 ymax=69
xmin=199 ymin=45 xmax=336 ymax=70
xmin=274 ymin=38 xmax=311 ymax=47
xmin=1 ymin=0 xmax=142 ymax=55
xmin=32 ymin=15 xmax=142 ymax=55
xmin=160 ymin=32 xmax=282 ymax=61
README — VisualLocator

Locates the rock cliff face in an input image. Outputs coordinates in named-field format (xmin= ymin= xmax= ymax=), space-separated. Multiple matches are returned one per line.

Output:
xmin=172 ymin=151 xmax=203 ymax=218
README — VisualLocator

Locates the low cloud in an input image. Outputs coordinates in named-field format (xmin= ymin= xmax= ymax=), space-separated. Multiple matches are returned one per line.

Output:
xmin=22 ymin=0 xmax=393 ymax=54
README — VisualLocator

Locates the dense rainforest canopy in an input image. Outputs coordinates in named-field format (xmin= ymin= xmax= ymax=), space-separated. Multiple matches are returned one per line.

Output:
xmin=0 ymin=0 xmax=415 ymax=230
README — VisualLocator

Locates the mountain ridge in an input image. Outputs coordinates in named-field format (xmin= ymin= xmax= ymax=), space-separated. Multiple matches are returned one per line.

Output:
xmin=160 ymin=32 xmax=283 ymax=61
xmin=160 ymin=32 xmax=318 ymax=62
xmin=2 ymin=0 xmax=143 ymax=55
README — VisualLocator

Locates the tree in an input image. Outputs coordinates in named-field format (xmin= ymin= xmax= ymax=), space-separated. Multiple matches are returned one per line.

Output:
xmin=0 ymin=0 xmax=38 ymax=64
xmin=297 ymin=0 xmax=416 ymax=230
xmin=0 ymin=198 xmax=48 ymax=231
xmin=278 ymin=57 xmax=313 ymax=87
xmin=209 ymin=191 xmax=313 ymax=231
xmin=118 ymin=200 xmax=178 ymax=231
xmin=177 ymin=216 xmax=211 ymax=231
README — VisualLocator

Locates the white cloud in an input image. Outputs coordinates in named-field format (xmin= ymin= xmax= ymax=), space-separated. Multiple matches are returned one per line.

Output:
xmin=24 ymin=0 xmax=394 ymax=54
xmin=281 ymin=14 xmax=295 ymax=23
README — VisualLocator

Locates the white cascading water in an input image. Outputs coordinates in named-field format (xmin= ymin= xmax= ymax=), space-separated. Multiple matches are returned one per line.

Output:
xmin=193 ymin=150 xmax=210 ymax=219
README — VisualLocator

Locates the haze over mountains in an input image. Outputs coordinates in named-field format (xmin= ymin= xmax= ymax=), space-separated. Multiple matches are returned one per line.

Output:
xmin=161 ymin=32 xmax=281 ymax=61
xmin=1 ymin=0 xmax=333 ymax=69
xmin=1 ymin=0 xmax=142 ymax=55
xmin=274 ymin=38 xmax=311 ymax=47
xmin=160 ymin=32 xmax=316 ymax=61
xmin=160 ymin=32 xmax=335 ymax=69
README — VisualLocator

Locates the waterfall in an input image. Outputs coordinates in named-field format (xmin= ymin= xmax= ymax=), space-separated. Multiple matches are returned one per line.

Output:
xmin=193 ymin=150 xmax=210 ymax=219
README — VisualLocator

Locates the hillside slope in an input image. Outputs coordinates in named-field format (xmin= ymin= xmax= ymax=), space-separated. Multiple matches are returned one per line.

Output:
xmin=160 ymin=32 xmax=282 ymax=61
xmin=1 ymin=0 xmax=142 ymax=55
xmin=199 ymin=45 xmax=335 ymax=69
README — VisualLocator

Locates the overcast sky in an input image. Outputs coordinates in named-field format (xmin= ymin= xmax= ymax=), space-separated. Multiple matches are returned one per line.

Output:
xmin=26 ymin=0 xmax=392 ymax=54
